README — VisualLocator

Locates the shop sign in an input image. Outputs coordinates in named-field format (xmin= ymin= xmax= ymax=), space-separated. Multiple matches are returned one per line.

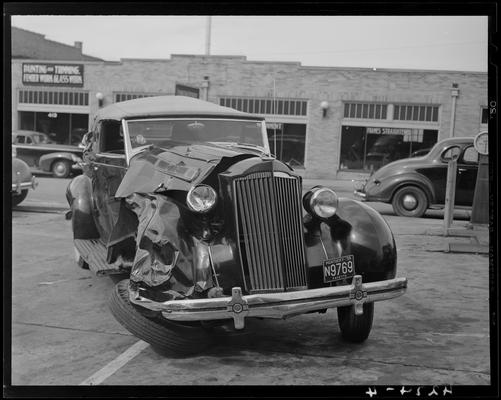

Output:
xmin=367 ymin=127 xmax=424 ymax=142
xmin=267 ymin=123 xmax=283 ymax=130
xmin=22 ymin=63 xmax=84 ymax=87
xmin=367 ymin=127 xmax=412 ymax=135
xmin=175 ymin=84 xmax=199 ymax=98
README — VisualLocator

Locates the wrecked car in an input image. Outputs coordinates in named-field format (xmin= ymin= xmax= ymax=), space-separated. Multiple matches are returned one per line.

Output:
xmin=66 ymin=95 xmax=407 ymax=356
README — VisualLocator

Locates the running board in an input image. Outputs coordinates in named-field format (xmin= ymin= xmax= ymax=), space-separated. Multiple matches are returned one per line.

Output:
xmin=74 ymin=239 xmax=131 ymax=276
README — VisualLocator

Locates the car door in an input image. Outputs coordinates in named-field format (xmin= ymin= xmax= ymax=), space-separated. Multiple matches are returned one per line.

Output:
xmin=88 ymin=120 xmax=127 ymax=243
xmin=417 ymin=144 xmax=462 ymax=204
xmin=455 ymin=145 xmax=479 ymax=206
xmin=14 ymin=134 xmax=39 ymax=168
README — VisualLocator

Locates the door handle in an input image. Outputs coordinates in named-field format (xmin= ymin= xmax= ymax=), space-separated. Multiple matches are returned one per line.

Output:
xmin=458 ymin=168 xmax=467 ymax=172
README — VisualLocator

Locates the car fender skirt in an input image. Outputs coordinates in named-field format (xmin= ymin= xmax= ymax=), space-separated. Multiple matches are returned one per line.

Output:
xmin=67 ymin=175 xmax=100 ymax=239
xmin=335 ymin=198 xmax=397 ymax=280
xmin=305 ymin=198 xmax=397 ymax=285
xmin=125 ymin=193 xmax=215 ymax=300
xmin=39 ymin=152 xmax=76 ymax=172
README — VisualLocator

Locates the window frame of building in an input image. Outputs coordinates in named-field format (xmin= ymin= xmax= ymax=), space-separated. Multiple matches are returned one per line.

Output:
xmin=393 ymin=104 xmax=440 ymax=123
xmin=480 ymin=106 xmax=489 ymax=126
xmin=18 ymin=89 xmax=89 ymax=106
xmin=343 ymin=102 xmax=388 ymax=120
xmin=114 ymin=92 xmax=165 ymax=103
xmin=219 ymin=96 xmax=308 ymax=117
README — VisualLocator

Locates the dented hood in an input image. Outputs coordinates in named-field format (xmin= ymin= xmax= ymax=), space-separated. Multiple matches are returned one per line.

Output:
xmin=115 ymin=143 xmax=259 ymax=197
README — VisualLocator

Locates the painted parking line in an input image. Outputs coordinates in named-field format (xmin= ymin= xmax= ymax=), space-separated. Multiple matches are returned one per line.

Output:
xmin=79 ymin=340 xmax=150 ymax=385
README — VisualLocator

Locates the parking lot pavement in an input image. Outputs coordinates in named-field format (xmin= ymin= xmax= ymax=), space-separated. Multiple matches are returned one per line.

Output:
xmin=9 ymin=204 xmax=490 ymax=386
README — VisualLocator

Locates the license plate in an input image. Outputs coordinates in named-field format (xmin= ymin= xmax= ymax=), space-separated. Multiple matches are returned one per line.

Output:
xmin=323 ymin=255 xmax=355 ymax=283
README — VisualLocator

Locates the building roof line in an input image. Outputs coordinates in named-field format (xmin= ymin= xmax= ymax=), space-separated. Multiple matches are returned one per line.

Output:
xmin=12 ymin=26 xmax=103 ymax=61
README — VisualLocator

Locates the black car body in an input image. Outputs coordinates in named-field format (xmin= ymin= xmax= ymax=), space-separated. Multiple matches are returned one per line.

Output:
xmin=12 ymin=152 xmax=37 ymax=206
xmin=355 ymin=137 xmax=478 ymax=217
xmin=66 ymin=96 xmax=407 ymax=355
xmin=12 ymin=130 xmax=83 ymax=178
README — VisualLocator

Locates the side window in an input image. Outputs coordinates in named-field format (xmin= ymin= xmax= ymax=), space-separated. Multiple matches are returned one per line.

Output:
xmin=99 ymin=120 xmax=124 ymax=154
xmin=441 ymin=145 xmax=461 ymax=161
xmin=26 ymin=136 xmax=32 ymax=144
xmin=461 ymin=145 xmax=479 ymax=164
xmin=16 ymin=136 xmax=26 ymax=144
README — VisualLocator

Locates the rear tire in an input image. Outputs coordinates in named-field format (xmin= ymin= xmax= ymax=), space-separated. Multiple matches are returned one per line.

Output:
xmin=12 ymin=190 xmax=28 ymax=207
xmin=109 ymin=279 xmax=214 ymax=356
xmin=392 ymin=186 xmax=428 ymax=218
xmin=337 ymin=302 xmax=374 ymax=343
xmin=52 ymin=160 xmax=71 ymax=178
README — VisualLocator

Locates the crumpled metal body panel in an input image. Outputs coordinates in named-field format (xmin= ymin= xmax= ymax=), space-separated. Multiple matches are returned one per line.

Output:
xmin=115 ymin=144 xmax=255 ymax=198
xmin=124 ymin=192 xmax=215 ymax=299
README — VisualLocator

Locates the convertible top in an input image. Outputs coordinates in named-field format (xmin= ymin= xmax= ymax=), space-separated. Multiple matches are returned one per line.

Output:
xmin=94 ymin=95 xmax=261 ymax=121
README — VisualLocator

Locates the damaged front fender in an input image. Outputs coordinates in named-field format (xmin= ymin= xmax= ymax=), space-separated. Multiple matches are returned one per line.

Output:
xmin=126 ymin=192 xmax=215 ymax=300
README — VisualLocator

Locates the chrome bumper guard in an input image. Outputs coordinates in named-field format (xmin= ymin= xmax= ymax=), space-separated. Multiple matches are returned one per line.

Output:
xmin=129 ymin=275 xmax=407 ymax=330
xmin=353 ymin=190 xmax=367 ymax=200
xmin=12 ymin=176 xmax=38 ymax=194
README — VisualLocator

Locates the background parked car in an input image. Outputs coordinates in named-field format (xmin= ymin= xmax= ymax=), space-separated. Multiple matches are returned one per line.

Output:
xmin=12 ymin=130 xmax=83 ymax=178
xmin=12 ymin=147 xmax=37 ymax=206
xmin=355 ymin=137 xmax=478 ymax=217
xmin=410 ymin=148 xmax=432 ymax=157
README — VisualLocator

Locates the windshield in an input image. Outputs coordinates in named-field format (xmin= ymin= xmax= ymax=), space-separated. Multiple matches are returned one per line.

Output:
xmin=126 ymin=119 xmax=265 ymax=149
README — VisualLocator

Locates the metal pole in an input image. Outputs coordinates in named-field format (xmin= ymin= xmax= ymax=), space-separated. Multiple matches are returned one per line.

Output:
xmin=443 ymin=158 xmax=457 ymax=235
xmin=205 ymin=16 xmax=212 ymax=56
xmin=273 ymin=78 xmax=277 ymax=156
xmin=449 ymin=87 xmax=459 ymax=138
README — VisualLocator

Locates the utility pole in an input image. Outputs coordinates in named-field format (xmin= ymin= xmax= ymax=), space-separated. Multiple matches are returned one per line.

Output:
xmin=205 ymin=16 xmax=212 ymax=56
xmin=449 ymin=83 xmax=459 ymax=138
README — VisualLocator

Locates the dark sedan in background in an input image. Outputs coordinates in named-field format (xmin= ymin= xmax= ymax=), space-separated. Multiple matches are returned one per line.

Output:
xmin=12 ymin=130 xmax=83 ymax=178
xmin=355 ymin=137 xmax=478 ymax=217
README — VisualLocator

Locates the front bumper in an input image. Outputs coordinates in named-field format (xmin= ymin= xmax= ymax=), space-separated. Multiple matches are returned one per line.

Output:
xmin=130 ymin=275 xmax=407 ymax=330
xmin=12 ymin=176 xmax=38 ymax=194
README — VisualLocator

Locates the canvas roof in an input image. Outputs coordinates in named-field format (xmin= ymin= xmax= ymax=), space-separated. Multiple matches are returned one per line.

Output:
xmin=95 ymin=95 xmax=261 ymax=121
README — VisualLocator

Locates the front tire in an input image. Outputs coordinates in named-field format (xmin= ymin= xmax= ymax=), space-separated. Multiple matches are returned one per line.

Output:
xmin=109 ymin=279 xmax=214 ymax=356
xmin=52 ymin=160 xmax=71 ymax=178
xmin=12 ymin=190 xmax=28 ymax=206
xmin=392 ymin=186 xmax=428 ymax=217
xmin=337 ymin=302 xmax=374 ymax=343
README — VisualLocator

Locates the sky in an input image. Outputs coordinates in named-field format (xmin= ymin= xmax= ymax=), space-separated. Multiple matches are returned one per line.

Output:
xmin=11 ymin=15 xmax=488 ymax=71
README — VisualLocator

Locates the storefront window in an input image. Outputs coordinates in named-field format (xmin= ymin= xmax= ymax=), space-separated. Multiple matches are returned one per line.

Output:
xmin=339 ymin=126 xmax=438 ymax=171
xmin=18 ymin=111 xmax=88 ymax=145
xmin=267 ymin=123 xmax=306 ymax=168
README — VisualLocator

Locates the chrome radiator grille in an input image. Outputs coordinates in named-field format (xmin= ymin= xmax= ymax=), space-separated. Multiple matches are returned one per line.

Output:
xmin=234 ymin=172 xmax=307 ymax=293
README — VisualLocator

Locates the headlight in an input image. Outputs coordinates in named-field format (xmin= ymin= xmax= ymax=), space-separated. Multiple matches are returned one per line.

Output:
xmin=303 ymin=186 xmax=339 ymax=219
xmin=186 ymin=184 xmax=217 ymax=213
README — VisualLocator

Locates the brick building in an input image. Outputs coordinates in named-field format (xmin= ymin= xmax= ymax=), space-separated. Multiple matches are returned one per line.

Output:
xmin=11 ymin=27 xmax=488 ymax=179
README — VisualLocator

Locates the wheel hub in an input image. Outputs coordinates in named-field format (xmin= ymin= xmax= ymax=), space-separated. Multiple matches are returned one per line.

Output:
xmin=402 ymin=194 xmax=417 ymax=210
xmin=55 ymin=163 xmax=66 ymax=174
